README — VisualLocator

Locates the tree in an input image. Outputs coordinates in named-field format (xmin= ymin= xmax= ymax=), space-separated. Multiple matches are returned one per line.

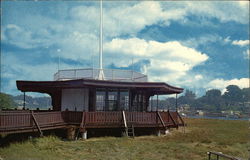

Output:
xmin=178 ymin=90 xmax=196 ymax=107
xmin=223 ymin=85 xmax=243 ymax=105
xmin=242 ymin=88 xmax=250 ymax=102
xmin=0 ymin=92 xmax=15 ymax=110
xmin=200 ymin=89 xmax=224 ymax=111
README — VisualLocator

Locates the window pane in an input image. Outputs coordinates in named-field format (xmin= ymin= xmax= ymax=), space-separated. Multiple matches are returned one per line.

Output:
xmin=120 ymin=91 xmax=129 ymax=111
xmin=108 ymin=91 xmax=118 ymax=111
xmin=96 ymin=91 xmax=105 ymax=111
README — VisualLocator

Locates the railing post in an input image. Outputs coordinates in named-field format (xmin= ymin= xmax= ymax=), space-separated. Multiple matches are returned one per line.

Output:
xmin=207 ymin=152 xmax=211 ymax=160
xmin=175 ymin=94 xmax=178 ymax=112
xmin=156 ymin=94 xmax=159 ymax=111
xmin=23 ymin=92 xmax=26 ymax=109
xmin=151 ymin=96 xmax=153 ymax=112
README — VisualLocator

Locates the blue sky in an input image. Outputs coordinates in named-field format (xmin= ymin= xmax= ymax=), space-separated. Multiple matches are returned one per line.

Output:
xmin=1 ymin=1 xmax=249 ymax=97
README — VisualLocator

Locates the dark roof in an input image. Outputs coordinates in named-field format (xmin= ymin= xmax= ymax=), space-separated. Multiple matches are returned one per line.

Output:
xmin=16 ymin=78 xmax=183 ymax=95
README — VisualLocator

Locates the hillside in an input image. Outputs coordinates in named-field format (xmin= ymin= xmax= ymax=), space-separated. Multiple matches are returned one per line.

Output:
xmin=0 ymin=118 xmax=248 ymax=160
xmin=12 ymin=95 xmax=51 ymax=110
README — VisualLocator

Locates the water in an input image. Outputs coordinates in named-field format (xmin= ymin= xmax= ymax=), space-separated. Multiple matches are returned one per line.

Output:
xmin=187 ymin=115 xmax=249 ymax=121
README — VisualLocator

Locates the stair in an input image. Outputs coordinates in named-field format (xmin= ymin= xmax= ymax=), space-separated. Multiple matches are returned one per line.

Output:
xmin=126 ymin=124 xmax=135 ymax=138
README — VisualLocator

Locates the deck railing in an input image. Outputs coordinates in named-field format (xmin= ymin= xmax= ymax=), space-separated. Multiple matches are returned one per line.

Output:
xmin=0 ymin=110 xmax=184 ymax=134
xmin=54 ymin=68 xmax=148 ymax=82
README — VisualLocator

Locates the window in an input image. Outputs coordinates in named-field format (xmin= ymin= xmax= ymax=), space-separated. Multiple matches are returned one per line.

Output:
xmin=131 ymin=92 xmax=146 ymax=111
xmin=95 ymin=89 xmax=130 ymax=111
xmin=108 ymin=91 xmax=118 ymax=111
xmin=120 ymin=91 xmax=129 ymax=111
xmin=96 ymin=91 xmax=105 ymax=111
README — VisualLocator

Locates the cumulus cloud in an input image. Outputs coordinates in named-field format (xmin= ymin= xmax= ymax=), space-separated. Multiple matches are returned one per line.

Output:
xmin=184 ymin=1 xmax=249 ymax=24
xmin=70 ymin=1 xmax=186 ymax=37
xmin=207 ymin=78 xmax=249 ymax=93
xmin=2 ymin=1 xmax=249 ymax=58
xmin=232 ymin=40 xmax=250 ymax=47
xmin=195 ymin=75 xmax=203 ymax=80
xmin=1 ymin=24 xmax=51 ymax=49
xmin=105 ymin=37 xmax=208 ymax=83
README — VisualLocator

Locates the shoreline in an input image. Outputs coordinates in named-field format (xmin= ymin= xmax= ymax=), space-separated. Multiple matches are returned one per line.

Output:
xmin=186 ymin=115 xmax=249 ymax=121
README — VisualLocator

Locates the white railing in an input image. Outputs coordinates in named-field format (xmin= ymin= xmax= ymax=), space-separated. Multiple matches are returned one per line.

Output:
xmin=54 ymin=68 xmax=148 ymax=82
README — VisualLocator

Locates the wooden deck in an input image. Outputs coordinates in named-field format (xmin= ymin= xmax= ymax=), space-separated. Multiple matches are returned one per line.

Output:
xmin=0 ymin=110 xmax=185 ymax=134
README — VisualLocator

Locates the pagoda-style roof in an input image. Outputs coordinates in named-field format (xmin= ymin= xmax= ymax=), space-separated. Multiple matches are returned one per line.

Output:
xmin=16 ymin=78 xmax=183 ymax=95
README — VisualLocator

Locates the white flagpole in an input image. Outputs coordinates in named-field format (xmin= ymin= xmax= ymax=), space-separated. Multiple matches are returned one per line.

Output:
xmin=98 ymin=0 xmax=105 ymax=80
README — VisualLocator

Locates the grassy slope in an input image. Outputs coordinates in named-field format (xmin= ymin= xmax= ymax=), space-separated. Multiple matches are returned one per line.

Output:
xmin=0 ymin=118 xmax=249 ymax=160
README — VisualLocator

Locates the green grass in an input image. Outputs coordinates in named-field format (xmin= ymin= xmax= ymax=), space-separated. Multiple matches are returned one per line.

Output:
xmin=0 ymin=118 xmax=249 ymax=160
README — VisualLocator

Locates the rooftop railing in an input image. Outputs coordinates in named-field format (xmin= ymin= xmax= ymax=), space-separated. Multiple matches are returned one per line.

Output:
xmin=54 ymin=68 xmax=148 ymax=82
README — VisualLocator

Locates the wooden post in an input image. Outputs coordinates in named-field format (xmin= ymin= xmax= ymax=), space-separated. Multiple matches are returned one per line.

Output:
xmin=156 ymin=95 xmax=159 ymax=111
xmin=156 ymin=130 xmax=161 ymax=136
xmin=157 ymin=111 xmax=166 ymax=129
xmin=175 ymin=94 xmax=178 ymax=111
xmin=122 ymin=110 xmax=128 ymax=137
xmin=67 ymin=126 xmax=76 ymax=140
xmin=31 ymin=111 xmax=43 ymax=137
xmin=23 ymin=92 xmax=26 ymax=109
xmin=207 ymin=152 xmax=211 ymax=160
xmin=151 ymin=96 xmax=153 ymax=112
xmin=117 ymin=89 xmax=120 ymax=111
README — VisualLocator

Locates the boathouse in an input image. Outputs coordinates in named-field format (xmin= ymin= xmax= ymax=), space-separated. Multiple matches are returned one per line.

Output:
xmin=0 ymin=68 xmax=184 ymax=138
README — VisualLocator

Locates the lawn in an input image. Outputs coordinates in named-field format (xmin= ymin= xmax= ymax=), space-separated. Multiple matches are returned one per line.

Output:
xmin=0 ymin=118 xmax=249 ymax=160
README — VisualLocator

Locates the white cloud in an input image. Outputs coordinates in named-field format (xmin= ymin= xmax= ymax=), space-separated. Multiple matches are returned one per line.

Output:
xmin=2 ymin=1 xmax=249 ymax=59
xmin=105 ymin=38 xmax=208 ymax=63
xmin=238 ymin=1 xmax=249 ymax=8
xmin=184 ymin=1 xmax=249 ymax=24
xmin=232 ymin=40 xmax=250 ymax=47
xmin=105 ymin=37 xmax=208 ymax=83
xmin=207 ymin=78 xmax=249 ymax=93
xmin=70 ymin=1 xmax=186 ymax=37
xmin=195 ymin=75 xmax=203 ymax=80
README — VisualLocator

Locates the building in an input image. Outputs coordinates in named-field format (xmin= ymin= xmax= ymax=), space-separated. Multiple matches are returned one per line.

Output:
xmin=0 ymin=68 xmax=184 ymax=139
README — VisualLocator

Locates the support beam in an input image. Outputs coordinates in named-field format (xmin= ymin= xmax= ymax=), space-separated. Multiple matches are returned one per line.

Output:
xmin=23 ymin=92 xmax=26 ymax=109
xmin=157 ymin=111 xmax=166 ymax=129
xmin=122 ymin=110 xmax=128 ymax=137
xmin=150 ymin=96 xmax=153 ymax=112
xmin=156 ymin=94 xmax=159 ymax=111
xmin=156 ymin=130 xmax=161 ymax=136
xmin=31 ymin=111 xmax=43 ymax=136
xmin=67 ymin=126 xmax=76 ymax=140
xmin=175 ymin=94 xmax=178 ymax=111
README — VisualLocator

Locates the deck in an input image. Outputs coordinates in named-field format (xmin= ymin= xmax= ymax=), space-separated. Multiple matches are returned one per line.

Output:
xmin=0 ymin=110 xmax=185 ymax=134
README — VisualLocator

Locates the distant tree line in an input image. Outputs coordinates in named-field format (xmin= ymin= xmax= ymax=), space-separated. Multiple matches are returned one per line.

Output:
xmin=1 ymin=85 xmax=249 ymax=112
xmin=165 ymin=85 xmax=250 ymax=112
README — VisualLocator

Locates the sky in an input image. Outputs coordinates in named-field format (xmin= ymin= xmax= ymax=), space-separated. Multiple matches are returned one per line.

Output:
xmin=1 ymin=1 xmax=249 ymax=97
